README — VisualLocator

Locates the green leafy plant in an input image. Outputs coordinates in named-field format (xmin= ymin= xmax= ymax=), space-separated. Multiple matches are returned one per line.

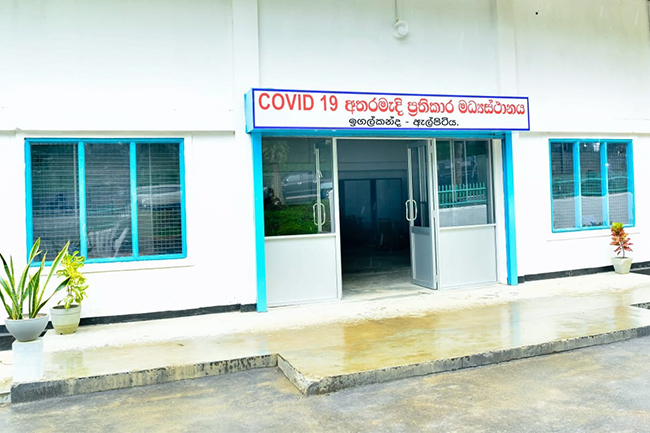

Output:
xmin=0 ymin=239 xmax=70 ymax=320
xmin=610 ymin=222 xmax=633 ymax=258
xmin=56 ymin=251 xmax=88 ymax=309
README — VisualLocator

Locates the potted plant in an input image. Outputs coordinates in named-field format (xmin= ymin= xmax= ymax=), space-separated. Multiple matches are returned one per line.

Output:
xmin=0 ymin=239 xmax=70 ymax=342
xmin=610 ymin=222 xmax=633 ymax=274
xmin=51 ymin=251 xmax=88 ymax=334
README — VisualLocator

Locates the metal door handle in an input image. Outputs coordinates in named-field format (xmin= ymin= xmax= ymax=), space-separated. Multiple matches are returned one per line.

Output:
xmin=313 ymin=203 xmax=326 ymax=226
xmin=405 ymin=199 xmax=417 ymax=222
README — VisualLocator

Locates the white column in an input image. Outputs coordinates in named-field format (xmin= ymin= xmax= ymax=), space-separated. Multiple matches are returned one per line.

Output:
xmin=231 ymin=0 xmax=261 ymax=305
xmin=495 ymin=0 xmax=518 ymax=96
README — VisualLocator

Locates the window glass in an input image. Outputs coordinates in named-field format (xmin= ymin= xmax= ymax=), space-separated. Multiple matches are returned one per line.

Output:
xmin=579 ymin=142 xmax=603 ymax=227
xmin=549 ymin=140 xmax=633 ymax=231
xmin=85 ymin=142 xmax=132 ymax=259
xmin=31 ymin=143 xmax=81 ymax=256
xmin=410 ymin=145 xmax=429 ymax=228
xmin=436 ymin=140 xmax=492 ymax=227
xmin=550 ymin=142 xmax=576 ymax=230
xmin=607 ymin=142 xmax=631 ymax=225
xmin=263 ymin=138 xmax=333 ymax=236
xmin=136 ymin=143 xmax=183 ymax=256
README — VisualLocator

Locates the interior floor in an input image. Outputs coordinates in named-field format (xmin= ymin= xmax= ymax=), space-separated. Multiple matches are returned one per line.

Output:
xmin=342 ymin=253 xmax=428 ymax=301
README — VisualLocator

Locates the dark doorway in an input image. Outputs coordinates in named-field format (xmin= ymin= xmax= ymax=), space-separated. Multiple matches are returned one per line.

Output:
xmin=337 ymin=139 xmax=420 ymax=298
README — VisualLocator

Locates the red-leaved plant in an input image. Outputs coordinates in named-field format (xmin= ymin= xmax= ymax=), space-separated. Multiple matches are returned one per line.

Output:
xmin=610 ymin=222 xmax=633 ymax=258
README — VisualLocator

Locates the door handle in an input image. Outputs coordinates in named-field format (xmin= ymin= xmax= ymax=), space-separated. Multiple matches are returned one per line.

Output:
xmin=313 ymin=203 xmax=326 ymax=227
xmin=319 ymin=202 xmax=326 ymax=225
xmin=405 ymin=199 xmax=417 ymax=222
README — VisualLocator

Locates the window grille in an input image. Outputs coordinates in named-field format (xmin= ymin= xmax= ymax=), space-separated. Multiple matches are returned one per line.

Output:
xmin=550 ymin=140 xmax=633 ymax=232
xmin=27 ymin=139 xmax=186 ymax=263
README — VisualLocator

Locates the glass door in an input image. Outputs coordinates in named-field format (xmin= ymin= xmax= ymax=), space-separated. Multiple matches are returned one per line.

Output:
xmin=406 ymin=140 xmax=437 ymax=289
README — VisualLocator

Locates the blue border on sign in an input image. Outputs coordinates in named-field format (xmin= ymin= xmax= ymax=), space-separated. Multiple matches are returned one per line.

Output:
xmin=248 ymin=88 xmax=530 ymax=132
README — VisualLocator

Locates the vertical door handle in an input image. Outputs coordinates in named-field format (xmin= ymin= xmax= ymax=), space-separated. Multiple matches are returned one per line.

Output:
xmin=313 ymin=203 xmax=326 ymax=227
xmin=319 ymin=202 xmax=326 ymax=224
xmin=405 ymin=199 xmax=417 ymax=222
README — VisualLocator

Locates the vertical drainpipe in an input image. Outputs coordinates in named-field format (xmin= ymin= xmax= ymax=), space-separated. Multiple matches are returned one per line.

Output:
xmin=502 ymin=133 xmax=518 ymax=285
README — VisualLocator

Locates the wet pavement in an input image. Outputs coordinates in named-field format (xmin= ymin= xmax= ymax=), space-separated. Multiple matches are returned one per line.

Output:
xmin=4 ymin=336 xmax=650 ymax=432
xmin=4 ymin=272 xmax=650 ymax=402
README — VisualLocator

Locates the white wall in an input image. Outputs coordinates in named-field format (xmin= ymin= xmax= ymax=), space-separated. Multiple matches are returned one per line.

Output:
xmin=508 ymin=1 xmax=650 ymax=276
xmin=258 ymin=0 xmax=501 ymax=95
xmin=513 ymin=132 xmax=650 ymax=277
xmin=512 ymin=0 xmax=650 ymax=133
xmin=0 ymin=0 xmax=235 ymax=131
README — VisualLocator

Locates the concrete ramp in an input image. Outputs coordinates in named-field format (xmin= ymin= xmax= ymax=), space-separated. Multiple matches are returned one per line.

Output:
xmin=7 ymin=273 xmax=650 ymax=403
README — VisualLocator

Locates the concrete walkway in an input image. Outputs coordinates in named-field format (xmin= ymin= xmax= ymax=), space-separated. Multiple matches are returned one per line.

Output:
xmin=3 ymin=272 xmax=650 ymax=403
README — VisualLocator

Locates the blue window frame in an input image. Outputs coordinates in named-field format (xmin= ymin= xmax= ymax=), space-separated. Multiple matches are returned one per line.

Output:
xmin=549 ymin=139 xmax=634 ymax=232
xmin=25 ymin=138 xmax=187 ymax=263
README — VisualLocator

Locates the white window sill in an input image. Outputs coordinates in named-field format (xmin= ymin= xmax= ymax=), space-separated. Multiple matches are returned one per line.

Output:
xmin=82 ymin=257 xmax=195 ymax=274
xmin=548 ymin=227 xmax=639 ymax=242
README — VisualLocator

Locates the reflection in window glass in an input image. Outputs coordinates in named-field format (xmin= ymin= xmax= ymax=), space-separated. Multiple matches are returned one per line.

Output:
xmin=409 ymin=145 xmax=429 ymax=228
xmin=31 ymin=143 xmax=81 ymax=256
xmin=85 ymin=142 xmax=132 ymax=259
xmin=580 ymin=142 xmax=603 ymax=227
xmin=550 ymin=142 xmax=576 ymax=230
xmin=607 ymin=142 xmax=631 ymax=225
xmin=436 ymin=140 xmax=493 ymax=227
xmin=137 ymin=143 xmax=183 ymax=256
xmin=262 ymin=138 xmax=334 ymax=236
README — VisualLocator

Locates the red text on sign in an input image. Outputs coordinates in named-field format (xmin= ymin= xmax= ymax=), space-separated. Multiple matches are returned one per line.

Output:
xmin=258 ymin=92 xmax=314 ymax=111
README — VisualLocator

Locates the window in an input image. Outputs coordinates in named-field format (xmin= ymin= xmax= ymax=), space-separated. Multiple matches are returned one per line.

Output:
xmin=550 ymin=140 xmax=633 ymax=231
xmin=27 ymin=139 xmax=186 ymax=262
xmin=262 ymin=138 xmax=334 ymax=237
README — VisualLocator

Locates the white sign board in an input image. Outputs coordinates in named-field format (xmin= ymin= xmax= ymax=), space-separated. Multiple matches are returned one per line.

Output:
xmin=247 ymin=89 xmax=529 ymax=132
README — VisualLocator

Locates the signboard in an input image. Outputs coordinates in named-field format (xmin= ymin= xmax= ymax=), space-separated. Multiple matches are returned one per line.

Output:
xmin=246 ymin=88 xmax=529 ymax=132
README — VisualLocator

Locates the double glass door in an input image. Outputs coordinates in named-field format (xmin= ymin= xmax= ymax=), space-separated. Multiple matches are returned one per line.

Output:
xmin=261 ymin=136 xmax=496 ymax=306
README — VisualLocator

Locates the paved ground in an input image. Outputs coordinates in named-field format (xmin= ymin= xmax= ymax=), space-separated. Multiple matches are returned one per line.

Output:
xmin=5 ymin=272 xmax=650 ymax=402
xmin=2 ymin=335 xmax=650 ymax=432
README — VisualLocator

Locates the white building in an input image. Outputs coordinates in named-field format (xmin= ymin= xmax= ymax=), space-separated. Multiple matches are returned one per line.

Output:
xmin=1 ymin=0 xmax=648 ymax=322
